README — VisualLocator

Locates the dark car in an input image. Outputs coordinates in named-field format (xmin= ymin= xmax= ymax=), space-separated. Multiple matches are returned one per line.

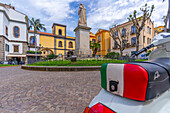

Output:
xmin=19 ymin=61 xmax=25 ymax=65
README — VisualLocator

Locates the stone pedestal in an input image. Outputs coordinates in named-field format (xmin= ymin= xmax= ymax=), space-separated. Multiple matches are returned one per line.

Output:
xmin=74 ymin=25 xmax=92 ymax=58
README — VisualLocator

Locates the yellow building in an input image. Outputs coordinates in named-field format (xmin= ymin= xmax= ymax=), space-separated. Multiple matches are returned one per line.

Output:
xmin=154 ymin=26 xmax=165 ymax=36
xmin=28 ymin=23 xmax=75 ymax=58
xmin=95 ymin=29 xmax=111 ymax=57
xmin=111 ymin=19 xmax=154 ymax=57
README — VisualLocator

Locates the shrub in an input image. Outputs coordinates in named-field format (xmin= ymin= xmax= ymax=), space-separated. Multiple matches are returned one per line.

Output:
xmin=47 ymin=54 xmax=58 ymax=59
xmin=27 ymin=51 xmax=41 ymax=54
xmin=106 ymin=52 xmax=120 ymax=59
xmin=146 ymin=50 xmax=152 ymax=56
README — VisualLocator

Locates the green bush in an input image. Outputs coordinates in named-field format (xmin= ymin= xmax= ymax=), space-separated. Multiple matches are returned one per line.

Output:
xmin=106 ymin=52 xmax=120 ymax=59
xmin=27 ymin=51 xmax=41 ymax=54
xmin=146 ymin=50 xmax=152 ymax=56
xmin=47 ymin=54 xmax=58 ymax=59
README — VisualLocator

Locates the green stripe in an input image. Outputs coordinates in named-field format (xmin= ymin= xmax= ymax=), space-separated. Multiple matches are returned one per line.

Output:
xmin=100 ymin=63 xmax=108 ymax=90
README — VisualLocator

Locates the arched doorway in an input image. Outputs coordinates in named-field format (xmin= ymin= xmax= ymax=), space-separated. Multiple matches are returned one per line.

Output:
xmin=40 ymin=48 xmax=54 ymax=57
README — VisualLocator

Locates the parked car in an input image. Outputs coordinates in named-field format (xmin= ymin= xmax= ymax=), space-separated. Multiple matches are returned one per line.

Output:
xmin=19 ymin=61 xmax=25 ymax=65
xmin=0 ymin=61 xmax=3 ymax=64
xmin=3 ymin=61 xmax=8 ymax=64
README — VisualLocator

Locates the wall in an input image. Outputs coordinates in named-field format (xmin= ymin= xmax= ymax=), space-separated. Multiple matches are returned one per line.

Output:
xmin=55 ymin=26 xmax=66 ymax=36
xmin=40 ymin=35 xmax=54 ymax=48
xmin=0 ymin=36 xmax=5 ymax=61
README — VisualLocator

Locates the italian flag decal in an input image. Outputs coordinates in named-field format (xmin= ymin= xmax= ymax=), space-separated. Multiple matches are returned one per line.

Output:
xmin=101 ymin=63 xmax=149 ymax=101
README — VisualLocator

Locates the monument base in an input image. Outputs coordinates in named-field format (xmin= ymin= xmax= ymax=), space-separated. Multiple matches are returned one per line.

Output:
xmin=74 ymin=25 xmax=92 ymax=58
xmin=75 ymin=49 xmax=92 ymax=58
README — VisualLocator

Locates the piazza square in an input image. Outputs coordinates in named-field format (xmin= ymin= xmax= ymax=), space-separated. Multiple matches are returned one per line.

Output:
xmin=0 ymin=0 xmax=170 ymax=113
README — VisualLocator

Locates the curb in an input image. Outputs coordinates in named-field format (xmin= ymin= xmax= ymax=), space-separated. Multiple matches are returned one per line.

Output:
xmin=21 ymin=65 xmax=101 ymax=71
xmin=0 ymin=65 xmax=19 ymax=68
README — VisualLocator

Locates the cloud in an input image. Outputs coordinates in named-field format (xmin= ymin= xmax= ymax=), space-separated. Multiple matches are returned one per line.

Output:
xmin=87 ymin=0 xmax=168 ymax=33
xmin=0 ymin=0 xmax=168 ymax=36
xmin=0 ymin=0 xmax=82 ymax=36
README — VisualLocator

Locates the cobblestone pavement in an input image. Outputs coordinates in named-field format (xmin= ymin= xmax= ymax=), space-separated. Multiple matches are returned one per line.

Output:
xmin=0 ymin=66 xmax=101 ymax=113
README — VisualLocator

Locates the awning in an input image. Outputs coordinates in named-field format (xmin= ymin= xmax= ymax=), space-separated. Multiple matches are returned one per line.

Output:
xmin=7 ymin=55 xmax=26 ymax=57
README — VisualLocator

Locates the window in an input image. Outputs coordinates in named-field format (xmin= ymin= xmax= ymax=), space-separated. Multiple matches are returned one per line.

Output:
xmin=58 ymin=41 xmax=63 ymax=47
xmin=131 ymin=37 xmax=136 ymax=46
xmin=131 ymin=26 xmax=136 ymax=34
xmin=6 ymin=26 xmax=8 ymax=36
xmin=5 ymin=44 xmax=9 ymax=52
xmin=149 ymin=28 xmax=151 ymax=34
xmin=114 ymin=41 xmax=118 ymax=49
xmin=14 ymin=45 xmax=19 ymax=52
xmin=13 ymin=26 xmax=20 ymax=38
xmin=122 ymin=29 xmax=126 ymax=36
xmin=114 ymin=31 xmax=118 ymax=37
xmin=92 ymin=39 xmax=96 ymax=43
xmin=147 ymin=26 xmax=149 ymax=33
xmin=122 ymin=40 xmax=127 ymax=47
xmin=143 ymin=26 xmax=145 ymax=31
xmin=143 ymin=36 xmax=145 ymax=43
xmin=69 ymin=42 xmax=73 ymax=48
xmin=59 ymin=29 xmax=62 ymax=35
xmin=30 ymin=36 xmax=36 ymax=45
xmin=147 ymin=38 xmax=150 ymax=44
xmin=98 ymin=36 xmax=101 ymax=42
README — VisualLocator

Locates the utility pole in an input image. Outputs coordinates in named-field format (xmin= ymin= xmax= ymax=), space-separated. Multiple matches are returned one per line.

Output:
xmin=168 ymin=0 xmax=170 ymax=32
xmin=165 ymin=0 xmax=170 ymax=32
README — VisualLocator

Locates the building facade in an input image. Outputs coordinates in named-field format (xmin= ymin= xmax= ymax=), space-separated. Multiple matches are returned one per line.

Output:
xmin=28 ymin=23 xmax=76 ymax=60
xmin=95 ymin=29 xmax=111 ymax=57
xmin=111 ymin=19 xmax=154 ymax=57
xmin=0 ymin=3 xmax=28 ymax=63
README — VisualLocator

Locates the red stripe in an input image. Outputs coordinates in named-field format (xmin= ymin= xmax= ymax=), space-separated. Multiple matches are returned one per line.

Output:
xmin=123 ymin=64 xmax=148 ymax=101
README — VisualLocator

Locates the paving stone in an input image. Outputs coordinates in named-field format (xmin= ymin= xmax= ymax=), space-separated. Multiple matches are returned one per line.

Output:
xmin=0 ymin=66 xmax=101 ymax=112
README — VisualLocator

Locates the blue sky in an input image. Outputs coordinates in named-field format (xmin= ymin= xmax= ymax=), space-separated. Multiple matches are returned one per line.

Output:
xmin=0 ymin=0 xmax=168 ymax=37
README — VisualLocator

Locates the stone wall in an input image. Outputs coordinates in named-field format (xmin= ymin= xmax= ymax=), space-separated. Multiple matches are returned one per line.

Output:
xmin=0 ymin=36 xmax=5 ymax=61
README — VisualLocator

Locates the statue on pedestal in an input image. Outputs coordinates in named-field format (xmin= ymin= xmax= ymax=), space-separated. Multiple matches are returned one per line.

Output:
xmin=78 ymin=3 xmax=87 ymax=26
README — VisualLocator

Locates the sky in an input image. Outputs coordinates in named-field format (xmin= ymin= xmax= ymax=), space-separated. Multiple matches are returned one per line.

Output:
xmin=0 ymin=0 xmax=168 ymax=37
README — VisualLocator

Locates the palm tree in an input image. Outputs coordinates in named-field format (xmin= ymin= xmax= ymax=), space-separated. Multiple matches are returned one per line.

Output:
xmin=27 ymin=18 xmax=46 ymax=62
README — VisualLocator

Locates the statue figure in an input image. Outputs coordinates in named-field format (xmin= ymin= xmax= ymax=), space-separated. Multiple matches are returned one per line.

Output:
xmin=78 ymin=3 xmax=87 ymax=26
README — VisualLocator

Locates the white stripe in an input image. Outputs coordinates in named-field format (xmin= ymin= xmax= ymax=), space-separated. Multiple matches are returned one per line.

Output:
xmin=107 ymin=64 xmax=124 ymax=96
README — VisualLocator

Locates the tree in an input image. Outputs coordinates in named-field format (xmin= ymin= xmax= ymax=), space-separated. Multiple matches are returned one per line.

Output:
xmin=127 ymin=4 xmax=154 ymax=56
xmin=110 ymin=25 xmax=130 ymax=57
xmin=27 ymin=18 xmax=46 ymax=62
xmin=90 ymin=41 xmax=100 ymax=57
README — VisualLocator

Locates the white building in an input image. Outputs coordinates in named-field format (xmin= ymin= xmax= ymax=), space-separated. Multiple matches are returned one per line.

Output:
xmin=0 ymin=3 xmax=28 ymax=63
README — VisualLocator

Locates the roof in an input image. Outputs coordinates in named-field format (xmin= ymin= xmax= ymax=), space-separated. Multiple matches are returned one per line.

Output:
xmin=0 ymin=3 xmax=27 ymax=16
xmin=29 ymin=30 xmax=53 ymax=36
xmin=52 ymin=23 xmax=66 ymax=28
xmin=0 ymin=3 xmax=15 ymax=10
xmin=112 ymin=17 xmax=153 ymax=29
xmin=95 ymin=29 xmax=110 ymax=35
